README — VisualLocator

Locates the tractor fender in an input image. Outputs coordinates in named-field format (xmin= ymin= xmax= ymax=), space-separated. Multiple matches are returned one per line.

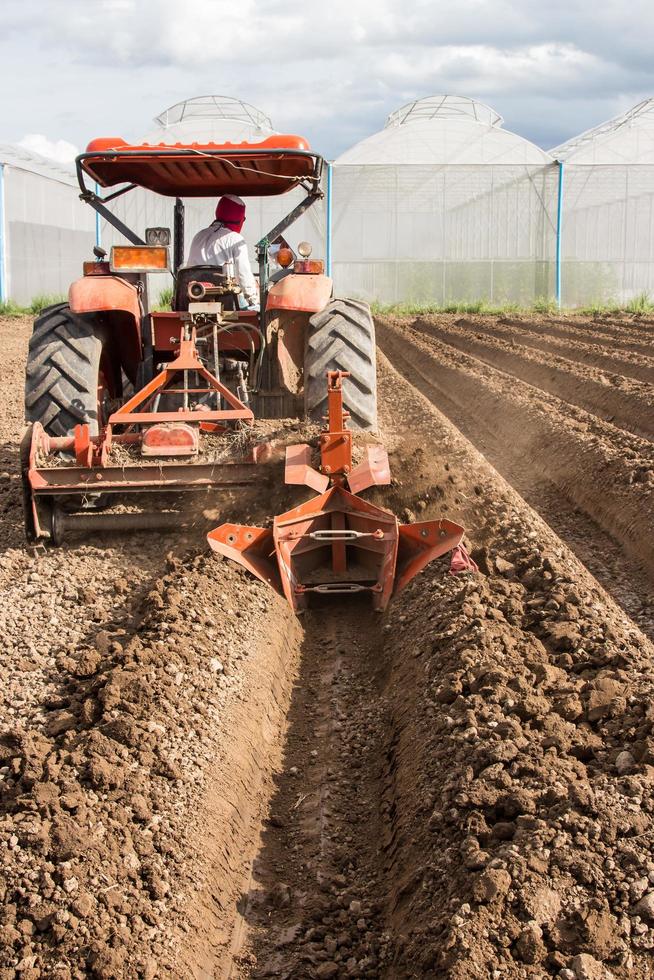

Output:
xmin=266 ymin=273 xmax=333 ymax=314
xmin=68 ymin=276 xmax=143 ymax=384
xmin=68 ymin=274 xmax=141 ymax=320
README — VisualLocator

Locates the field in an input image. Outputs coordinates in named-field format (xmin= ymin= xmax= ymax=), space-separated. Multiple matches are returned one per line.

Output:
xmin=1 ymin=312 xmax=653 ymax=979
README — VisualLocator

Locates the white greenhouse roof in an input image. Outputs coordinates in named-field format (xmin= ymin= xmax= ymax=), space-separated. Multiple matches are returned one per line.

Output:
xmin=0 ymin=143 xmax=77 ymax=186
xmin=143 ymin=95 xmax=276 ymax=144
xmin=335 ymin=95 xmax=553 ymax=166
xmin=550 ymin=99 xmax=654 ymax=164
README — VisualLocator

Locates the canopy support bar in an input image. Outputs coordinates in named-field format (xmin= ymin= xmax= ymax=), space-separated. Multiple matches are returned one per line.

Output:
xmin=174 ymin=197 xmax=185 ymax=273
xmin=79 ymin=188 xmax=145 ymax=246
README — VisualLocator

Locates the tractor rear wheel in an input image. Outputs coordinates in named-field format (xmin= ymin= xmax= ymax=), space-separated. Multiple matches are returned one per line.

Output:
xmin=25 ymin=304 xmax=110 ymax=437
xmin=304 ymin=298 xmax=377 ymax=431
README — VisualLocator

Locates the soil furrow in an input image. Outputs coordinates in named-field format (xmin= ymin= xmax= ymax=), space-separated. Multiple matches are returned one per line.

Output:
xmin=499 ymin=316 xmax=654 ymax=357
xmin=376 ymin=317 xmax=654 ymax=582
xmin=225 ymin=604 xmax=392 ymax=978
xmin=410 ymin=317 xmax=654 ymax=441
xmin=377 ymin=333 xmax=654 ymax=640
xmin=449 ymin=316 xmax=654 ymax=384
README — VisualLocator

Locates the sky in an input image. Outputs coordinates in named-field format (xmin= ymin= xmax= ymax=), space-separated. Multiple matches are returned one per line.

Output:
xmin=1 ymin=0 xmax=653 ymax=163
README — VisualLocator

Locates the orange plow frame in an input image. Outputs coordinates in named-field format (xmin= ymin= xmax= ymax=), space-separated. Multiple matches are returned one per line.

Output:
xmin=208 ymin=371 xmax=470 ymax=612
xmin=208 ymin=490 xmax=464 ymax=613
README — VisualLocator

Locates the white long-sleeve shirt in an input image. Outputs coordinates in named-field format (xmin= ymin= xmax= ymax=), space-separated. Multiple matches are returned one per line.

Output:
xmin=185 ymin=222 xmax=258 ymax=303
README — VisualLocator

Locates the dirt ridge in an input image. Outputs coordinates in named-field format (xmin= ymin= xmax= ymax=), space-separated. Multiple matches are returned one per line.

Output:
xmin=376 ymin=317 xmax=654 ymax=581
xmin=411 ymin=316 xmax=654 ymax=441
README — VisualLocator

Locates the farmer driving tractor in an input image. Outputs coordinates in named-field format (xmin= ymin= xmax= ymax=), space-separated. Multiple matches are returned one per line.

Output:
xmin=186 ymin=194 xmax=260 ymax=310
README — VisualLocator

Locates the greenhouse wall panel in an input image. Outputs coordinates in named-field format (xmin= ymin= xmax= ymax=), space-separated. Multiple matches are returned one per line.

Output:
xmin=332 ymin=98 xmax=560 ymax=305
xmin=2 ymin=163 xmax=94 ymax=304
xmin=333 ymin=160 xmax=559 ymax=305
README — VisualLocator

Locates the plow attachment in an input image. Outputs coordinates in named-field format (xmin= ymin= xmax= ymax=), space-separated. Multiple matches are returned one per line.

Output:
xmin=208 ymin=487 xmax=463 ymax=612
xmin=22 ymin=422 xmax=265 ymax=544
xmin=208 ymin=371 xmax=472 ymax=612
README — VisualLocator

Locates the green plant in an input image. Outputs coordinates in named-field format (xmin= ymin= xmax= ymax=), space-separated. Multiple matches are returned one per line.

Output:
xmin=371 ymin=299 xmax=547 ymax=316
xmin=532 ymin=297 xmax=558 ymax=315
xmin=29 ymin=294 xmax=67 ymax=315
xmin=0 ymin=299 xmax=27 ymax=316
xmin=625 ymin=292 xmax=654 ymax=314
xmin=153 ymin=286 xmax=174 ymax=311
xmin=371 ymin=300 xmax=499 ymax=316
xmin=579 ymin=298 xmax=622 ymax=315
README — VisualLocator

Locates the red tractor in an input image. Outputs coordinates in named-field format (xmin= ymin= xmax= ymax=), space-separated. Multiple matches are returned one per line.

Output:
xmin=23 ymin=134 xmax=376 ymax=539
xmin=22 ymin=132 xmax=471 ymax=610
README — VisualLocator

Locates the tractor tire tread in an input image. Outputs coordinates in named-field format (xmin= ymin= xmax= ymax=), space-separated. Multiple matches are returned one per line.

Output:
xmin=304 ymin=298 xmax=377 ymax=431
xmin=25 ymin=304 xmax=106 ymax=437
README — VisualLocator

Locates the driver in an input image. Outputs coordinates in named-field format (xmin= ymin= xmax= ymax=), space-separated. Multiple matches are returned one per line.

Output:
xmin=185 ymin=194 xmax=259 ymax=309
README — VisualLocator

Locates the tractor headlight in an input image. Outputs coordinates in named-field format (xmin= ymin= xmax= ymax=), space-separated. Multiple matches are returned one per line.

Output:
xmin=298 ymin=241 xmax=312 ymax=257
xmin=145 ymin=226 xmax=171 ymax=246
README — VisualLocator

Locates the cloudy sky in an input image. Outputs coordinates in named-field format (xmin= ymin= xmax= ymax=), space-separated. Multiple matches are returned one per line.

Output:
xmin=1 ymin=0 xmax=653 ymax=163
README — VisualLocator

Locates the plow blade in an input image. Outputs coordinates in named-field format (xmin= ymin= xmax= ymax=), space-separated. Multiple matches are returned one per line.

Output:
xmin=208 ymin=487 xmax=465 ymax=613
xmin=395 ymin=520 xmax=465 ymax=595
xmin=207 ymin=524 xmax=283 ymax=595
xmin=348 ymin=446 xmax=391 ymax=494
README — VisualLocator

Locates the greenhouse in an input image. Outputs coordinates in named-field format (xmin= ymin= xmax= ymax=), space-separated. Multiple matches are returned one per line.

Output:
xmin=0 ymin=144 xmax=93 ymax=304
xmin=551 ymin=98 xmax=654 ymax=305
xmin=331 ymin=95 xmax=559 ymax=305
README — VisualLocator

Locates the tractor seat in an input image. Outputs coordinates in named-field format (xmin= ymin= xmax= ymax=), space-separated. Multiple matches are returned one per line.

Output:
xmin=173 ymin=264 xmax=240 ymax=312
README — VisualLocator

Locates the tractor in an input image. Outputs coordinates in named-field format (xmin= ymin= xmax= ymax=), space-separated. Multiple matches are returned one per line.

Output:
xmin=22 ymin=134 xmax=376 ymax=536
xmin=21 ymin=131 xmax=471 ymax=610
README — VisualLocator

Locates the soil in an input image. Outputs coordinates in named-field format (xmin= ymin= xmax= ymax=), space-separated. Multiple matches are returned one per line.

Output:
xmin=1 ymin=313 xmax=654 ymax=980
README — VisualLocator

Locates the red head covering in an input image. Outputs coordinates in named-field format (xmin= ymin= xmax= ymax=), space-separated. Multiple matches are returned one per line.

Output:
xmin=215 ymin=194 xmax=246 ymax=233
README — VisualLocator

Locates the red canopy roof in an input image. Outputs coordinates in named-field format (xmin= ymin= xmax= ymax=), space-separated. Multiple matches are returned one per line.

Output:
xmin=79 ymin=135 xmax=320 ymax=197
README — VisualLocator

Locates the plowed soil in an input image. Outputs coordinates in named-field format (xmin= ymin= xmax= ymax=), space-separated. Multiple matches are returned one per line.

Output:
xmin=1 ymin=312 xmax=653 ymax=980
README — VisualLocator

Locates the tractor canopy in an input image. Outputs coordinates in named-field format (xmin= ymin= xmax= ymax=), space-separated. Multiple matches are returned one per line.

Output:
xmin=78 ymin=135 xmax=321 ymax=197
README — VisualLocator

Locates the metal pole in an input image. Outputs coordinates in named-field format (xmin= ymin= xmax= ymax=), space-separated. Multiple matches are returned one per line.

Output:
xmin=555 ymin=160 xmax=564 ymax=309
xmin=0 ymin=164 xmax=7 ymax=303
xmin=213 ymin=321 xmax=221 ymax=410
xmin=94 ymin=182 xmax=102 ymax=249
xmin=326 ymin=161 xmax=333 ymax=277
xmin=174 ymin=197 xmax=185 ymax=272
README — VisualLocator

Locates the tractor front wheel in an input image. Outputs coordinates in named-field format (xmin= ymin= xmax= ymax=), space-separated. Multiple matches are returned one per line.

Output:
xmin=25 ymin=304 xmax=111 ymax=437
xmin=304 ymin=298 xmax=377 ymax=431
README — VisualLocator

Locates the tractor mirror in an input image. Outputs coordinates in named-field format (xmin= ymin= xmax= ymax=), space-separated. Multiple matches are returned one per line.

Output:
xmin=145 ymin=226 xmax=171 ymax=246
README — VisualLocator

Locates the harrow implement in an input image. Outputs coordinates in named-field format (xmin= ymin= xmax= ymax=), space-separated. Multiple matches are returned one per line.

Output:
xmin=22 ymin=326 xmax=266 ymax=544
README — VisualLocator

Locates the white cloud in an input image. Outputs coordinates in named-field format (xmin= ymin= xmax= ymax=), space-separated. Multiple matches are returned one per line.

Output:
xmin=1 ymin=0 xmax=653 ymax=156
xmin=18 ymin=134 xmax=80 ymax=164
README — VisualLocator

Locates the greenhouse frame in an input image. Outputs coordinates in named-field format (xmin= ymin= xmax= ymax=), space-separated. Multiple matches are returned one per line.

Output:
xmin=0 ymin=144 xmax=94 ymax=305
xmin=551 ymin=98 xmax=654 ymax=306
